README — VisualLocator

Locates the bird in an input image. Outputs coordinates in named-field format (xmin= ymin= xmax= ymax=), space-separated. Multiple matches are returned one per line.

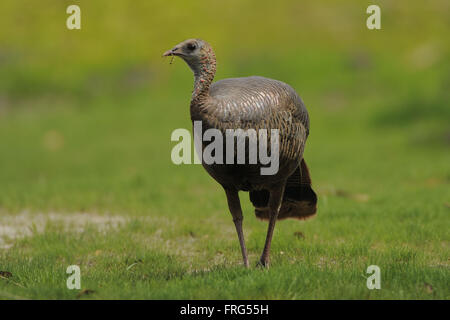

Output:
xmin=163 ymin=39 xmax=317 ymax=268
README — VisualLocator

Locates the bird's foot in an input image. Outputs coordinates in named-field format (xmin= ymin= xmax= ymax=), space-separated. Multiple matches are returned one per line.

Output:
xmin=256 ymin=258 xmax=270 ymax=269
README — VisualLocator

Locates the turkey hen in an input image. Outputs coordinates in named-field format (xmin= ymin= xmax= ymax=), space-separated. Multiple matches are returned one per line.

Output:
xmin=163 ymin=39 xmax=317 ymax=267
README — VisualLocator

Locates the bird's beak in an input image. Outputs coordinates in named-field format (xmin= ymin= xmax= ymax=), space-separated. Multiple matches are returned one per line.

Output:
xmin=162 ymin=47 xmax=181 ymax=57
xmin=162 ymin=49 xmax=174 ymax=57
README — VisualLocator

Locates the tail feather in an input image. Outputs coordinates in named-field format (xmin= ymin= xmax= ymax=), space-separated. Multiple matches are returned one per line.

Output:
xmin=250 ymin=158 xmax=317 ymax=220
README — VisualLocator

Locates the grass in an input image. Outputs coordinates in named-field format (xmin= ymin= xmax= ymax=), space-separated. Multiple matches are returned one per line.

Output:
xmin=0 ymin=0 xmax=449 ymax=299
xmin=0 ymin=77 xmax=448 ymax=299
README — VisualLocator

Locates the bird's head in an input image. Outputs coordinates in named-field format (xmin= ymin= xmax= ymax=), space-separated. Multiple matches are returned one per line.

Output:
xmin=163 ymin=39 xmax=215 ymax=75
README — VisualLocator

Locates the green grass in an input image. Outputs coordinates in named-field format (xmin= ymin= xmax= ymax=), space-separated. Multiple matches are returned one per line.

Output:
xmin=0 ymin=0 xmax=449 ymax=299
xmin=0 ymin=77 xmax=448 ymax=299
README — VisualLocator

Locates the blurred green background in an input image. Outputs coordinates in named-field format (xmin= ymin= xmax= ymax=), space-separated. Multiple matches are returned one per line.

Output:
xmin=0 ymin=0 xmax=448 ymax=211
xmin=0 ymin=0 xmax=448 ymax=299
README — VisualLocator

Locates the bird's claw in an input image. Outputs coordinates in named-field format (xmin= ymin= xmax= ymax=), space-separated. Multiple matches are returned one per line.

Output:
xmin=256 ymin=259 xmax=270 ymax=269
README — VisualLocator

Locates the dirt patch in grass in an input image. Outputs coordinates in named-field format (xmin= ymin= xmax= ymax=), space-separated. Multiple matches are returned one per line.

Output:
xmin=0 ymin=211 xmax=126 ymax=249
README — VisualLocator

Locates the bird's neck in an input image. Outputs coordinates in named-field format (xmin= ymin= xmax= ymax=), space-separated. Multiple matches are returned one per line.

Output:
xmin=190 ymin=51 xmax=216 ymax=105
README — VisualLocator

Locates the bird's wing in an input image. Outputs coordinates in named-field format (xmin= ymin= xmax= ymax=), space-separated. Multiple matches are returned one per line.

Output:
xmin=207 ymin=76 xmax=308 ymax=132
xmin=205 ymin=76 xmax=309 ymax=161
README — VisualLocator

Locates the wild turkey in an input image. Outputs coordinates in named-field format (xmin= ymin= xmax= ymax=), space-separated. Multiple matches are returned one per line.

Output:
xmin=163 ymin=39 xmax=317 ymax=267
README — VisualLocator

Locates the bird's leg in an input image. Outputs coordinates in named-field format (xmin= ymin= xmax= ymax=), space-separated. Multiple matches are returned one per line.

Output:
xmin=258 ymin=182 xmax=286 ymax=268
xmin=224 ymin=188 xmax=249 ymax=268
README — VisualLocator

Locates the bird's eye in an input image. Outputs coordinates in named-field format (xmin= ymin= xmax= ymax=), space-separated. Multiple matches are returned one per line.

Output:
xmin=187 ymin=43 xmax=197 ymax=51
